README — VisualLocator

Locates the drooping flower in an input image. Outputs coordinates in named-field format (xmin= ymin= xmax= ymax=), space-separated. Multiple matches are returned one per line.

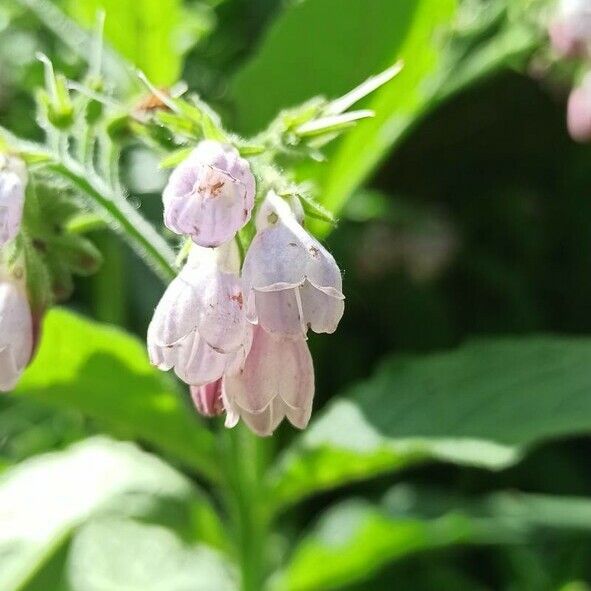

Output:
xmin=549 ymin=0 xmax=591 ymax=58
xmin=0 ymin=155 xmax=27 ymax=248
xmin=147 ymin=241 xmax=252 ymax=386
xmin=0 ymin=268 xmax=33 ymax=392
xmin=567 ymin=73 xmax=591 ymax=142
xmin=223 ymin=325 xmax=314 ymax=436
xmin=241 ymin=191 xmax=344 ymax=338
xmin=163 ymin=140 xmax=256 ymax=248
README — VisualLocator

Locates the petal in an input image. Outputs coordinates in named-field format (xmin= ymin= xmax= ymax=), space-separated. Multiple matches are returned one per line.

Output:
xmin=147 ymin=275 xmax=199 ymax=347
xmin=239 ymin=405 xmax=275 ymax=437
xmin=299 ymin=281 xmax=345 ymax=335
xmin=0 ymin=172 xmax=25 ymax=247
xmin=195 ymin=270 xmax=248 ymax=352
xmin=568 ymin=82 xmax=591 ymax=143
xmin=242 ymin=224 xmax=308 ymax=292
xmin=0 ymin=281 xmax=33 ymax=370
xmin=175 ymin=334 xmax=227 ymax=386
xmin=190 ymin=380 xmax=224 ymax=417
xmin=221 ymin=381 xmax=241 ymax=428
xmin=0 ymin=347 xmax=19 ymax=392
xmin=254 ymin=289 xmax=304 ymax=337
xmin=224 ymin=326 xmax=314 ymax=415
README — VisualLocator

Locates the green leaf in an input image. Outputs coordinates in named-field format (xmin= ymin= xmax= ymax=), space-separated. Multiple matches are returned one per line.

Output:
xmin=275 ymin=488 xmax=591 ymax=591
xmin=67 ymin=518 xmax=237 ymax=591
xmin=230 ymin=0 xmax=453 ymax=135
xmin=15 ymin=308 xmax=218 ymax=480
xmin=66 ymin=0 xmax=184 ymax=85
xmin=231 ymin=1 xmax=543 ymax=232
xmin=274 ymin=500 xmax=495 ymax=591
xmin=272 ymin=337 xmax=591 ymax=508
xmin=0 ymin=437 xmax=204 ymax=591
xmin=230 ymin=0 xmax=456 ymax=214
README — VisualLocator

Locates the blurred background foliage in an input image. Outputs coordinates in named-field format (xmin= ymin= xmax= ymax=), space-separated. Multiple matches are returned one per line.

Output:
xmin=3 ymin=0 xmax=591 ymax=589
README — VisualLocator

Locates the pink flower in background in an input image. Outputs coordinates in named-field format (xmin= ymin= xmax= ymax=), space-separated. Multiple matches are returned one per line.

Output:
xmin=223 ymin=325 xmax=314 ymax=436
xmin=549 ymin=0 xmax=591 ymax=58
xmin=0 ymin=156 xmax=27 ymax=247
xmin=163 ymin=140 xmax=256 ymax=248
xmin=147 ymin=241 xmax=252 ymax=386
xmin=242 ymin=191 xmax=344 ymax=338
xmin=0 ymin=271 xmax=33 ymax=392
xmin=567 ymin=74 xmax=591 ymax=142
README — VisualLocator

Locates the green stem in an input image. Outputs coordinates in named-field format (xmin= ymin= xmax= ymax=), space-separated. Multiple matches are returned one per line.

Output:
xmin=222 ymin=426 xmax=273 ymax=591
xmin=45 ymin=158 xmax=176 ymax=282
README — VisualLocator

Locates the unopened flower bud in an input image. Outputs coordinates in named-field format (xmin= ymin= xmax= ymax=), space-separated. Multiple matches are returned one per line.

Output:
xmin=0 ymin=156 xmax=27 ymax=247
xmin=242 ymin=191 xmax=344 ymax=337
xmin=163 ymin=140 xmax=256 ymax=247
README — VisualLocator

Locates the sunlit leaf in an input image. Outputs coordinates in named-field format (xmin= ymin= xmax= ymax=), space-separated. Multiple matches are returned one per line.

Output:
xmin=15 ymin=308 xmax=218 ymax=479
xmin=0 ymin=437 xmax=209 ymax=591
xmin=272 ymin=337 xmax=591 ymax=508
xmin=276 ymin=488 xmax=591 ymax=591
xmin=66 ymin=0 xmax=185 ymax=85
xmin=67 ymin=518 xmax=237 ymax=591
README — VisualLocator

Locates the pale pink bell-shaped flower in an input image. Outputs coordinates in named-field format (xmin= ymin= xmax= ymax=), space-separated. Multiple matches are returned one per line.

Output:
xmin=567 ymin=74 xmax=591 ymax=142
xmin=0 ymin=270 xmax=33 ymax=392
xmin=0 ymin=156 xmax=27 ymax=247
xmin=163 ymin=140 xmax=256 ymax=248
xmin=223 ymin=325 xmax=314 ymax=436
xmin=147 ymin=241 xmax=252 ymax=386
xmin=549 ymin=0 xmax=591 ymax=58
xmin=190 ymin=379 xmax=224 ymax=417
xmin=241 ymin=191 xmax=344 ymax=338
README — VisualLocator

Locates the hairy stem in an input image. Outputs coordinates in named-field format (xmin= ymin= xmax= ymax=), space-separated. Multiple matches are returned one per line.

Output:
xmin=46 ymin=158 xmax=176 ymax=281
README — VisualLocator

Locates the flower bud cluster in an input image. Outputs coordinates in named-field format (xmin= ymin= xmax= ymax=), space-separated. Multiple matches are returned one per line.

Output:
xmin=549 ymin=0 xmax=591 ymax=141
xmin=149 ymin=141 xmax=345 ymax=436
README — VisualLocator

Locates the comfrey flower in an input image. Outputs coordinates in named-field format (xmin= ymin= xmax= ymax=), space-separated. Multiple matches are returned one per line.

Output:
xmin=567 ymin=73 xmax=591 ymax=142
xmin=147 ymin=240 xmax=252 ymax=386
xmin=222 ymin=325 xmax=314 ymax=436
xmin=0 ymin=155 xmax=27 ymax=248
xmin=241 ymin=191 xmax=345 ymax=338
xmin=549 ymin=0 xmax=591 ymax=58
xmin=0 ymin=267 xmax=33 ymax=392
xmin=163 ymin=140 xmax=256 ymax=248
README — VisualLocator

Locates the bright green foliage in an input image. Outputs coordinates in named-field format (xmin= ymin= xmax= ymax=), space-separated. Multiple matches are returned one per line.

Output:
xmin=0 ymin=437 xmax=216 ymax=591
xmin=276 ymin=489 xmax=591 ymax=591
xmin=66 ymin=0 xmax=184 ymax=85
xmin=15 ymin=309 xmax=218 ymax=479
xmin=273 ymin=337 xmax=591 ymax=507
xmin=67 ymin=518 xmax=236 ymax=591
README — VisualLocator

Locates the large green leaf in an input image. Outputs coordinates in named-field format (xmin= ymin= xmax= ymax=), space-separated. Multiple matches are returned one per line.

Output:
xmin=275 ymin=488 xmax=591 ymax=591
xmin=272 ymin=337 xmax=591 ymax=508
xmin=230 ymin=0 xmax=542 ymax=230
xmin=230 ymin=0 xmax=455 ymax=134
xmin=229 ymin=0 xmax=456 ymax=222
xmin=0 ymin=437 xmax=210 ymax=591
xmin=67 ymin=518 xmax=237 ymax=591
xmin=15 ymin=308 xmax=218 ymax=479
